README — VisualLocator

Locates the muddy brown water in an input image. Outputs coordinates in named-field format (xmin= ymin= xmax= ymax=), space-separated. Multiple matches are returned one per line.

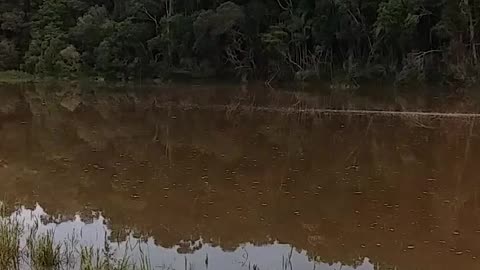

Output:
xmin=2 ymin=82 xmax=480 ymax=269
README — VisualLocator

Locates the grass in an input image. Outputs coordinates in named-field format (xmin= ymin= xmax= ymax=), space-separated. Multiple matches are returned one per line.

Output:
xmin=80 ymin=246 xmax=125 ymax=270
xmin=0 ymin=208 xmax=156 ymax=270
xmin=0 ymin=213 xmax=284 ymax=270
xmin=27 ymin=230 xmax=62 ymax=270
xmin=0 ymin=217 xmax=22 ymax=269
xmin=79 ymin=246 xmax=152 ymax=270
xmin=0 ymin=70 xmax=35 ymax=83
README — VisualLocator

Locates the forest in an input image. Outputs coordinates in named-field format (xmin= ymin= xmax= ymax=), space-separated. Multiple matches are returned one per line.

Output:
xmin=0 ymin=0 xmax=479 ymax=85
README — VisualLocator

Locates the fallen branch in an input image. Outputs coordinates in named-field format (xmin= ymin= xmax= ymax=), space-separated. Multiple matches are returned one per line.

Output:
xmin=153 ymin=103 xmax=480 ymax=119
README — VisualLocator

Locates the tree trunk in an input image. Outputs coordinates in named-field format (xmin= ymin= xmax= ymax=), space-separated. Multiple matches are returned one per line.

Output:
xmin=466 ymin=0 xmax=478 ymax=65
xmin=23 ymin=0 xmax=31 ymax=18
xmin=113 ymin=0 xmax=126 ymax=20
xmin=165 ymin=0 xmax=175 ymax=64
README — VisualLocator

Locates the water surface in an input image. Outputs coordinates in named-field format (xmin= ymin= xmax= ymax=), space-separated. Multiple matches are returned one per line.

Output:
xmin=1 ymin=83 xmax=480 ymax=269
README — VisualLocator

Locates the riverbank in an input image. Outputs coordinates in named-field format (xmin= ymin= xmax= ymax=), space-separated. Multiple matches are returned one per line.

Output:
xmin=0 ymin=71 xmax=35 ymax=83
xmin=0 ymin=69 xmax=473 ymax=93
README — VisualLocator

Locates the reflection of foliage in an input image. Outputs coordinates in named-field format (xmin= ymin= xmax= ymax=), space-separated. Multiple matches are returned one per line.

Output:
xmin=1 ymin=84 xmax=480 ymax=270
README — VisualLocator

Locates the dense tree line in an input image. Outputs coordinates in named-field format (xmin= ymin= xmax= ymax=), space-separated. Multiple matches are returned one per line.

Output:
xmin=0 ymin=0 xmax=479 ymax=84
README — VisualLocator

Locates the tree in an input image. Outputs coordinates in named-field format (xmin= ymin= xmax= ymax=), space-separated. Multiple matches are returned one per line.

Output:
xmin=0 ymin=40 xmax=19 ymax=70
xmin=0 ymin=0 xmax=476 ymax=85
xmin=24 ymin=0 xmax=72 ymax=76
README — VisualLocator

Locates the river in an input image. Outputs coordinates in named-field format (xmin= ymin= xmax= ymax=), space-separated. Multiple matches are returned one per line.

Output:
xmin=1 ymin=82 xmax=480 ymax=269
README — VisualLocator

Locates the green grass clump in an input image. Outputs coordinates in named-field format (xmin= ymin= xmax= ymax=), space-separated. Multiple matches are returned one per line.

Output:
xmin=80 ymin=246 xmax=134 ymax=270
xmin=0 ymin=218 xmax=22 ymax=269
xmin=27 ymin=230 xmax=62 ymax=270
xmin=0 ymin=203 xmax=158 ymax=270
xmin=80 ymin=247 xmax=106 ymax=270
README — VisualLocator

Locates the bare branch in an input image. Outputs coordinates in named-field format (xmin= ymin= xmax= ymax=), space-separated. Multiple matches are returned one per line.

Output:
xmin=143 ymin=7 xmax=159 ymax=34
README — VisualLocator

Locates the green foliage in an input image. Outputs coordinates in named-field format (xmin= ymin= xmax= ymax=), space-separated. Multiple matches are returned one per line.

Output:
xmin=58 ymin=44 xmax=81 ymax=76
xmin=93 ymin=18 xmax=152 ymax=80
xmin=70 ymin=5 xmax=113 ymax=49
xmin=25 ymin=37 xmax=72 ymax=76
xmin=1 ymin=10 xmax=24 ymax=33
xmin=1 ymin=0 xmax=480 ymax=84
xmin=24 ymin=0 xmax=76 ymax=77
xmin=0 ymin=40 xmax=19 ymax=70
